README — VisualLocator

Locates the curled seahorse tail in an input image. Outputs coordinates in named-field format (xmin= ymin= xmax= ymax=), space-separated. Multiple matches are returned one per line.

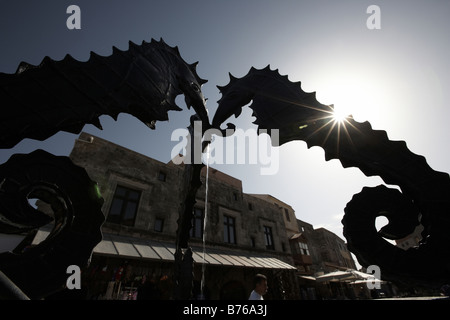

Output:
xmin=0 ymin=150 xmax=104 ymax=299
xmin=343 ymin=185 xmax=450 ymax=287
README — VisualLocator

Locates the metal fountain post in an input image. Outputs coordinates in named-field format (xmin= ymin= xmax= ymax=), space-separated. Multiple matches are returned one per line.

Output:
xmin=173 ymin=115 xmax=207 ymax=300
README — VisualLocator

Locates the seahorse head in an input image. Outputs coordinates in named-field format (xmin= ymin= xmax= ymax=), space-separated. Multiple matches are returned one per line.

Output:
xmin=133 ymin=39 xmax=209 ymax=128
xmin=174 ymin=60 xmax=209 ymax=125
xmin=212 ymin=66 xmax=336 ymax=145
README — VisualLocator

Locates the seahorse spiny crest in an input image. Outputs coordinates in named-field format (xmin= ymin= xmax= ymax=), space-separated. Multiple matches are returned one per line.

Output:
xmin=213 ymin=65 xmax=335 ymax=145
xmin=0 ymin=38 xmax=209 ymax=149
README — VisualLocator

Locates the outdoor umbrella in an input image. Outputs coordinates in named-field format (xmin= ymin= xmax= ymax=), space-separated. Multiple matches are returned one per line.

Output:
xmin=316 ymin=270 xmax=377 ymax=283
xmin=315 ymin=270 xmax=356 ymax=283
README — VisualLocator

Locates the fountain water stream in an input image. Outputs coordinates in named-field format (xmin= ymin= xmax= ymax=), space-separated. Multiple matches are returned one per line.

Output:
xmin=200 ymin=144 xmax=210 ymax=299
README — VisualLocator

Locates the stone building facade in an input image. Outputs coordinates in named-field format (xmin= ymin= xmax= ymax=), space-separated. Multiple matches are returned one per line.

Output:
xmin=290 ymin=220 xmax=357 ymax=300
xmin=312 ymin=227 xmax=356 ymax=272
xmin=28 ymin=131 xmax=363 ymax=300
xmin=50 ymin=132 xmax=300 ymax=299
xmin=296 ymin=219 xmax=356 ymax=275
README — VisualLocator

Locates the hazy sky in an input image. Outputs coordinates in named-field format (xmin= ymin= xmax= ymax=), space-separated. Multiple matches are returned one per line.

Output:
xmin=1 ymin=1 xmax=449 ymax=251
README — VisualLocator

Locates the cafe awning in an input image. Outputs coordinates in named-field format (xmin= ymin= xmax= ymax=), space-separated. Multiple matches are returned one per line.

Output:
xmin=315 ymin=269 xmax=378 ymax=283
xmin=32 ymin=229 xmax=296 ymax=270
xmin=316 ymin=270 xmax=353 ymax=282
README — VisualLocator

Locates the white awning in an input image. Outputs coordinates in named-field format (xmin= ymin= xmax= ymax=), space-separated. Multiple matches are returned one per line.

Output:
xmin=32 ymin=229 xmax=296 ymax=270
xmin=315 ymin=269 xmax=379 ymax=283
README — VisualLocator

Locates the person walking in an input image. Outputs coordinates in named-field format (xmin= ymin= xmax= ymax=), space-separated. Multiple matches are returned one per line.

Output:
xmin=248 ymin=274 xmax=268 ymax=300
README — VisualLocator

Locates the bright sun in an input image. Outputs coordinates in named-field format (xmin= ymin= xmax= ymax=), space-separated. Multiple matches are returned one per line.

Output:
xmin=314 ymin=74 xmax=383 ymax=126
xmin=331 ymin=105 xmax=349 ymax=123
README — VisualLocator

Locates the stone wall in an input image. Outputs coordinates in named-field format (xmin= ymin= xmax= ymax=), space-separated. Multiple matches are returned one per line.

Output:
xmin=70 ymin=132 xmax=294 ymax=264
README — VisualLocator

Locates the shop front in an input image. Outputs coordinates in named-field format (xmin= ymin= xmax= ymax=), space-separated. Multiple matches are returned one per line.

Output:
xmin=33 ymin=230 xmax=299 ymax=300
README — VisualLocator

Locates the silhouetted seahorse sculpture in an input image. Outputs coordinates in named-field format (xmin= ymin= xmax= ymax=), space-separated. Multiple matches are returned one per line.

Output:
xmin=212 ymin=66 xmax=450 ymax=289
xmin=0 ymin=39 xmax=209 ymax=299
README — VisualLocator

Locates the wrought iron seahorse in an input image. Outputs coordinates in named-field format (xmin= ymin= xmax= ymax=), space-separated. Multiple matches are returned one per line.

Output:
xmin=0 ymin=38 xmax=209 ymax=299
xmin=212 ymin=66 xmax=450 ymax=289
xmin=0 ymin=38 xmax=208 ymax=149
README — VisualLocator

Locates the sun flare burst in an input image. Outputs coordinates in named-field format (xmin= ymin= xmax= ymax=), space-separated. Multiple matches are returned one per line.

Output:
xmin=331 ymin=105 xmax=350 ymax=123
